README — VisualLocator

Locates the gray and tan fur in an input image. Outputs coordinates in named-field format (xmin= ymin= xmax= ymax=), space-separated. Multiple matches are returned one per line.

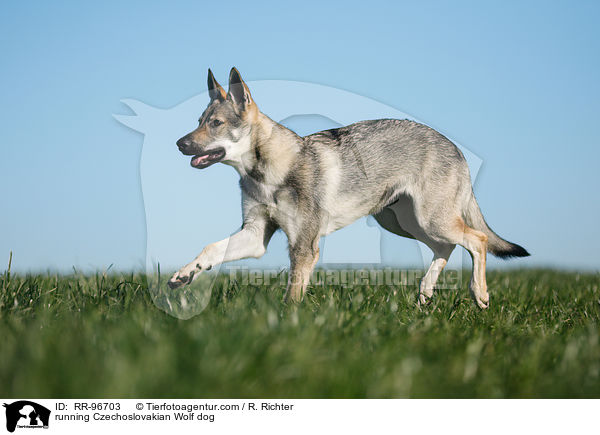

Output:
xmin=169 ymin=68 xmax=529 ymax=309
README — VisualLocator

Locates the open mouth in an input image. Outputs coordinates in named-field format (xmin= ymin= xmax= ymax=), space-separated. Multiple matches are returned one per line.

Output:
xmin=190 ymin=147 xmax=226 ymax=169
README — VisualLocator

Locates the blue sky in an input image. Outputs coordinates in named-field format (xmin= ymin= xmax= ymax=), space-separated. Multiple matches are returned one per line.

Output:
xmin=1 ymin=0 xmax=599 ymax=272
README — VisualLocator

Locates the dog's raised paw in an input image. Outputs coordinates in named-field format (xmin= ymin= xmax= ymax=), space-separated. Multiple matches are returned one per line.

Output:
xmin=167 ymin=270 xmax=195 ymax=289
xmin=167 ymin=278 xmax=184 ymax=289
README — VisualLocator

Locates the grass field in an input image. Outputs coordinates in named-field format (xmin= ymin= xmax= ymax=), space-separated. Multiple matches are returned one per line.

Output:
xmin=1 ymin=267 xmax=599 ymax=398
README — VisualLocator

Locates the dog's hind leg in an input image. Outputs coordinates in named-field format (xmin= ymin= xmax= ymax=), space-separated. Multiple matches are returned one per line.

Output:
xmin=377 ymin=189 xmax=490 ymax=309
xmin=418 ymin=243 xmax=455 ymax=306
xmin=418 ymin=219 xmax=489 ymax=309
xmin=456 ymin=220 xmax=489 ymax=309
xmin=374 ymin=197 xmax=455 ymax=305
xmin=421 ymin=217 xmax=489 ymax=309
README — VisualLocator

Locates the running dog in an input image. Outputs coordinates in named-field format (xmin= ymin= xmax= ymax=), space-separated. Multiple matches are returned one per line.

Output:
xmin=168 ymin=68 xmax=529 ymax=309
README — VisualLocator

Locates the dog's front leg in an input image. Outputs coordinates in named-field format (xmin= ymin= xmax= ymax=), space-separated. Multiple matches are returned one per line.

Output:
xmin=284 ymin=236 xmax=320 ymax=303
xmin=168 ymin=221 xmax=274 ymax=289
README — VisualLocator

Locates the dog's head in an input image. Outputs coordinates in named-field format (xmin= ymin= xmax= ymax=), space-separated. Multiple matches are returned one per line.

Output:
xmin=176 ymin=67 xmax=258 ymax=170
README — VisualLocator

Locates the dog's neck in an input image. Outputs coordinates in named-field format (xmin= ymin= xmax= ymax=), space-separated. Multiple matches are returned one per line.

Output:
xmin=236 ymin=112 xmax=302 ymax=186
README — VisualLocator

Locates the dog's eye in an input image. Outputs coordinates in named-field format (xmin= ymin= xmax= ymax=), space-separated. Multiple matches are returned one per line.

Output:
xmin=210 ymin=119 xmax=223 ymax=128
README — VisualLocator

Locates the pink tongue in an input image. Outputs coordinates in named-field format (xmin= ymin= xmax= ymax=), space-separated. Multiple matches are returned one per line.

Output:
xmin=192 ymin=155 xmax=210 ymax=166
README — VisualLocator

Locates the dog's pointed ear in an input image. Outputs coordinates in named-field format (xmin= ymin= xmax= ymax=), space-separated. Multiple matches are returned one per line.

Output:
xmin=227 ymin=67 xmax=254 ymax=109
xmin=207 ymin=68 xmax=226 ymax=101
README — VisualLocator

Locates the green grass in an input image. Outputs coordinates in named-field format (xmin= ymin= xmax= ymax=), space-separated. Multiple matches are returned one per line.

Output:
xmin=0 ymin=267 xmax=599 ymax=398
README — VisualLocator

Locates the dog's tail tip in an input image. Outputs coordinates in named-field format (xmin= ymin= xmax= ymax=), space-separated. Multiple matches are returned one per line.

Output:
xmin=492 ymin=242 xmax=530 ymax=259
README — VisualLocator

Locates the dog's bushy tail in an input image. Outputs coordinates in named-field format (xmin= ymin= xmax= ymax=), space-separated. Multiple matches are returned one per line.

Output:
xmin=463 ymin=190 xmax=530 ymax=259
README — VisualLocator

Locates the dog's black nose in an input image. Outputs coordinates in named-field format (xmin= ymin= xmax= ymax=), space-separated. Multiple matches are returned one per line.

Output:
xmin=177 ymin=137 xmax=192 ymax=152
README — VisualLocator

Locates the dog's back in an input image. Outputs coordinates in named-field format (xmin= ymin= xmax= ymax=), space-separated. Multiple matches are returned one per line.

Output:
xmin=303 ymin=119 xmax=472 ymax=227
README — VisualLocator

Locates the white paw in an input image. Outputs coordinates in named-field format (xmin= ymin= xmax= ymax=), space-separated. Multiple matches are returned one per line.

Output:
xmin=168 ymin=263 xmax=202 ymax=289
xmin=418 ymin=290 xmax=433 ymax=307
xmin=471 ymin=289 xmax=489 ymax=309
xmin=417 ymin=283 xmax=434 ymax=306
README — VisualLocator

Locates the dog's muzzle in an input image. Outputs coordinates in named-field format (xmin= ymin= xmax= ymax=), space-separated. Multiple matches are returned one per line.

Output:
xmin=176 ymin=136 xmax=226 ymax=169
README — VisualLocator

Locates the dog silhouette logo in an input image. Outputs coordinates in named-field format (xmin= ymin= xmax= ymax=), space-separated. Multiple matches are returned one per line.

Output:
xmin=115 ymin=80 xmax=483 ymax=318
xmin=3 ymin=401 xmax=50 ymax=432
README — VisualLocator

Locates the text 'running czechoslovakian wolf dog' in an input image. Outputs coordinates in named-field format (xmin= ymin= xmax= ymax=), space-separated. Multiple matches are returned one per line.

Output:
xmin=168 ymin=68 xmax=529 ymax=309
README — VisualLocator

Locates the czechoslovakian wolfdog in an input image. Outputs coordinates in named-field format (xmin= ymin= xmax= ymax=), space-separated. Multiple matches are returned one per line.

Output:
xmin=169 ymin=68 xmax=529 ymax=309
